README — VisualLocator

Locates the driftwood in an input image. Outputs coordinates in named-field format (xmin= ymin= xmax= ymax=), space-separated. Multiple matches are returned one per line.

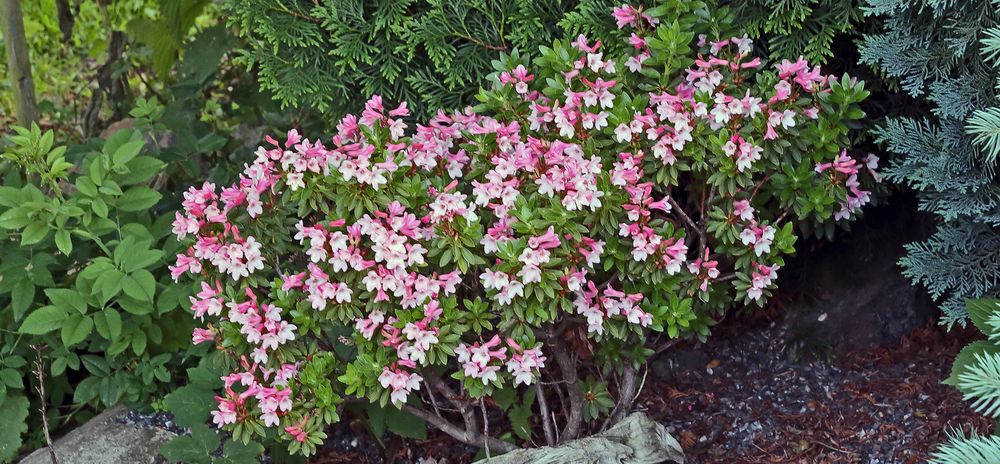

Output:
xmin=476 ymin=413 xmax=684 ymax=464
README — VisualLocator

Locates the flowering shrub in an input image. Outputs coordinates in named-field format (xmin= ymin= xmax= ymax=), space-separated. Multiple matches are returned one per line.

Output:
xmin=169 ymin=2 xmax=874 ymax=455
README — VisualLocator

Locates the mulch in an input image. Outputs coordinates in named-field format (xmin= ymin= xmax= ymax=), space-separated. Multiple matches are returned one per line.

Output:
xmin=311 ymin=312 xmax=990 ymax=464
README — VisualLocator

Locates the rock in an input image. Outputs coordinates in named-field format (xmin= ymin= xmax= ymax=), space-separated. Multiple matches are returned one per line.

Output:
xmin=780 ymin=194 xmax=936 ymax=355
xmin=19 ymin=405 xmax=177 ymax=464
xmin=475 ymin=412 xmax=684 ymax=464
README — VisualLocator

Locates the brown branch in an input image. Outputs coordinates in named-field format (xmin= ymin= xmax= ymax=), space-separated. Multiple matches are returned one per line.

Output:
xmin=424 ymin=370 xmax=478 ymax=443
xmin=604 ymin=364 xmax=637 ymax=428
xmin=551 ymin=341 xmax=583 ymax=442
xmin=536 ymin=379 xmax=557 ymax=446
xmin=402 ymin=405 xmax=518 ymax=453
xmin=668 ymin=197 xmax=706 ymax=251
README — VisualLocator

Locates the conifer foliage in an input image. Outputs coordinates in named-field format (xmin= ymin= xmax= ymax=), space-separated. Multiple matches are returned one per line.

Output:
xmin=859 ymin=0 xmax=1000 ymax=325
xmin=730 ymin=0 xmax=862 ymax=64
xmin=225 ymin=0 xmax=628 ymax=120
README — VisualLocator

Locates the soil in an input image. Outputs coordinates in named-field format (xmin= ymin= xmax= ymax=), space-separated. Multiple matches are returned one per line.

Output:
xmin=310 ymin=310 xmax=991 ymax=464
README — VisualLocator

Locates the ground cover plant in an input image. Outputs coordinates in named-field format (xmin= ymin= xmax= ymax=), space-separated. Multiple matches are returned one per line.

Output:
xmin=164 ymin=1 xmax=875 ymax=457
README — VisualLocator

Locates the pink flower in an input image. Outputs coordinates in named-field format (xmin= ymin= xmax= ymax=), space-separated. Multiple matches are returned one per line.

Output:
xmin=192 ymin=328 xmax=215 ymax=344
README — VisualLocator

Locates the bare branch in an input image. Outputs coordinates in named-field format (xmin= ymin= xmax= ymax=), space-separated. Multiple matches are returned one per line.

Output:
xmin=551 ymin=342 xmax=583 ymax=442
xmin=668 ymin=196 xmax=706 ymax=250
xmin=536 ymin=380 xmax=557 ymax=446
xmin=402 ymin=405 xmax=518 ymax=453
xmin=605 ymin=364 xmax=638 ymax=428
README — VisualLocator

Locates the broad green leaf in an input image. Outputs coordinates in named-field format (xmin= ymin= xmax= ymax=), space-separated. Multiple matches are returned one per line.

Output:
xmin=186 ymin=366 xmax=224 ymax=390
xmin=19 ymin=306 xmax=66 ymax=334
xmin=112 ymin=140 xmax=145 ymax=166
xmin=159 ymin=424 xmax=218 ymax=464
xmin=20 ymin=221 xmax=49 ymax=245
xmin=219 ymin=440 xmax=264 ymax=464
xmin=61 ymin=314 xmax=94 ymax=347
xmin=54 ymin=228 xmax=72 ymax=255
xmin=385 ymin=406 xmax=427 ymax=440
xmin=164 ymin=386 xmax=217 ymax=428
xmin=73 ymin=376 xmax=101 ymax=404
xmin=0 ymin=369 xmax=20 ymax=389
xmin=0 ymin=395 xmax=29 ymax=463
xmin=11 ymin=280 xmax=34 ymax=320
xmin=122 ymin=269 xmax=156 ymax=302
xmin=117 ymin=187 xmax=162 ymax=212
xmin=967 ymin=299 xmax=1000 ymax=336
xmin=946 ymin=340 xmax=1000 ymax=390
xmin=104 ymin=308 xmax=122 ymax=341
xmin=45 ymin=288 xmax=87 ymax=314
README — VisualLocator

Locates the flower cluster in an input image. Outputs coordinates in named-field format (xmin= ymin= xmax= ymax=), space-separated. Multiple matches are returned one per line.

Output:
xmin=167 ymin=3 xmax=874 ymax=454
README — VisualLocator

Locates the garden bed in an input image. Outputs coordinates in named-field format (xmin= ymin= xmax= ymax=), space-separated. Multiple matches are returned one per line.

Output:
xmin=312 ymin=313 xmax=987 ymax=463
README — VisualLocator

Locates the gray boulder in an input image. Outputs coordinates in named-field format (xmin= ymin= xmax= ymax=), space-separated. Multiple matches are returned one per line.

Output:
xmin=19 ymin=406 xmax=176 ymax=464
xmin=475 ymin=413 xmax=684 ymax=464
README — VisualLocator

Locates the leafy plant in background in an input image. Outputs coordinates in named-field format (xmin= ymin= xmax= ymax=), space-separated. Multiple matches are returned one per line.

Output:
xmin=0 ymin=119 xmax=196 ymax=463
xmin=224 ymin=0 xmax=640 ymax=121
xmin=859 ymin=0 xmax=1000 ymax=326
xmin=0 ymin=8 xmax=286 ymax=460
xmin=934 ymin=299 xmax=1000 ymax=463
xmin=165 ymin=1 xmax=873 ymax=457
xmin=0 ymin=0 xmax=154 ymax=135
xmin=729 ymin=0 xmax=863 ymax=64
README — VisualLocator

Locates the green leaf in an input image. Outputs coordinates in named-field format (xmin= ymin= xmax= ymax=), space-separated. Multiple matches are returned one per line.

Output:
xmin=117 ymin=187 xmax=162 ymax=212
xmin=73 ymin=376 xmax=101 ymax=404
xmin=0 ymin=207 xmax=29 ymax=229
xmin=122 ymin=270 xmax=156 ymax=302
xmin=163 ymin=385 xmax=217 ymax=428
xmin=91 ymin=198 xmax=109 ymax=218
xmin=967 ymin=299 xmax=1000 ymax=336
xmin=95 ymin=269 xmax=126 ymax=304
xmin=19 ymin=306 xmax=66 ymax=334
xmin=122 ymin=249 xmax=164 ymax=273
xmin=112 ymin=140 xmax=145 ymax=166
xmin=55 ymin=228 xmax=73 ymax=255
xmin=0 ymin=395 xmax=29 ymax=463
xmin=0 ymin=369 xmax=20 ymax=389
xmin=45 ymin=288 xmax=87 ymax=314
xmin=159 ymin=424 xmax=219 ymax=464
xmin=946 ymin=341 xmax=1000 ymax=389
xmin=61 ymin=314 xmax=94 ymax=347
xmin=104 ymin=308 xmax=122 ymax=341
xmin=21 ymin=221 xmax=49 ymax=245
xmin=187 ymin=366 xmax=224 ymax=390
xmin=11 ymin=280 xmax=34 ymax=320
xmin=219 ymin=440 xmax=264 ymax=464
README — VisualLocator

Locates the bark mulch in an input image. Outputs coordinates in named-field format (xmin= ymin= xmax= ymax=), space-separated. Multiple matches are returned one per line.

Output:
xmin=311 ymin=314 xmax=989 ymax=464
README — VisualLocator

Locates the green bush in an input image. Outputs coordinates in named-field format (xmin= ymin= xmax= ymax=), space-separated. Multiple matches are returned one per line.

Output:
xmin=0 ymin=118 xmax=198 ymax=462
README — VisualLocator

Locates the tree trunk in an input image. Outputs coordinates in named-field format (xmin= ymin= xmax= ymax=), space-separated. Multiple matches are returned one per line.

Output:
xmin=1 ymin=0 xmax=39 ymax=126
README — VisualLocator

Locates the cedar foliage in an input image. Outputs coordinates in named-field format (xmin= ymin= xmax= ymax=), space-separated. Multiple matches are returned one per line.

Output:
xmin=859 ymin=0 xmax=1000 ymax=325
xmin=225 ymin=0 xmax=630 ymax=120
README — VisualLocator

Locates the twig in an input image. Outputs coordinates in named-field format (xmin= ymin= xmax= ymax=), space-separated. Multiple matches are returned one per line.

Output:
xmin=481 ymin=399 xmax=491 ymax=460
xmin=33 ymin=345 xmax=58 ymax=464
xmin=402 ymin=405 xmax=517 ymax=453
xmin=668 ymin=197 xmax=706 ymax=250
xmin=604 ymin=364 xmax=638 ymax=428
xmin=633 ymin=364 xmax=649 ymax=404
xmin=536 ymin=379 xmax=557 ymax=446
xmin=551 ymin=341 xmax=583 ymax=441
